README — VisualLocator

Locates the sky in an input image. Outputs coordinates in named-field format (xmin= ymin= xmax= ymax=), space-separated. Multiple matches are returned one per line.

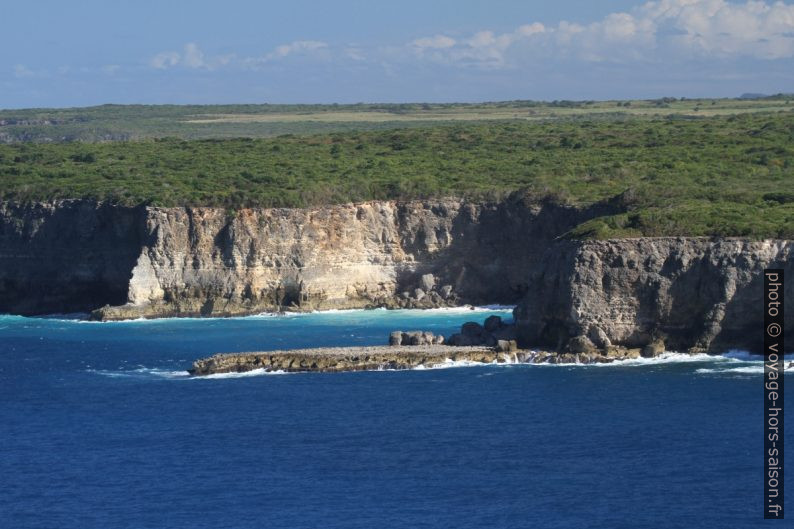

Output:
xmin=1 ymin=0 xmax=793 ymax=108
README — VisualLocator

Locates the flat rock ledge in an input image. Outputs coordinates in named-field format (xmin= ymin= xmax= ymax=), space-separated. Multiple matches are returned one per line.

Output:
xmin=189 ymin=345 xmax=518 ymax=375
xmin=188 ymin=345 xmax=658 ymax=375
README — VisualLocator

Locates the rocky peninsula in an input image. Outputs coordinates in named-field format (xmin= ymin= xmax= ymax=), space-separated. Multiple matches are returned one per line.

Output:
xmin=188 ymin=344 xmax=652 ymax=376
xmin=189 ymin=345 xmax=505 ymax=375
xmin=189 ymin=315 xmax=663 ymax=376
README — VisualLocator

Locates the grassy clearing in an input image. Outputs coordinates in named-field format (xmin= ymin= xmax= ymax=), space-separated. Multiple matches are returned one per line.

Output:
xmin=1 ymin=96 xmax=792 ymax=142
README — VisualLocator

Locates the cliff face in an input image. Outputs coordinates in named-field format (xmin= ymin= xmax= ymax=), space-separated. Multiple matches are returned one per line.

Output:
xmin=0 ymin=201 xmax=144 ymax=315
xmin=104 ymin=197 xmax=593 ymax=318
xmin=0 ymin=197 xmax=591 ymax=319
xmin=513 ymin=238 xmax=793 ymax=353
xmin=0 ymin=199 xmax=790 ymax=352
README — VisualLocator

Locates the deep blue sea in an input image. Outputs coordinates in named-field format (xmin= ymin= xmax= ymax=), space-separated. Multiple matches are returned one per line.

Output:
xmin=0 ymin=307 xmax=790 ymax=529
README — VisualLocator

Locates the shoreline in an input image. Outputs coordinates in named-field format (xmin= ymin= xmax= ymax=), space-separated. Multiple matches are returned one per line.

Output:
xmin=0 ymin=305 xmax=516 ymax=323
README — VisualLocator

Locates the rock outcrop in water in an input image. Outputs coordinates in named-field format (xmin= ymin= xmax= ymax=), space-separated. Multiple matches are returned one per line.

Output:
xmin=188 ymin=346 xmax=508 ymax=375
xmin=188 ymin=342 xmax=658 ymax=375
xmin=0 ymin=197 xmax=791 ymax=353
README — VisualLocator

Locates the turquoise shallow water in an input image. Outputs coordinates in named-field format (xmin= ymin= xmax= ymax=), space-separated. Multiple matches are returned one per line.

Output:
xmin=0 ymin=307 xmax=790 ymax=528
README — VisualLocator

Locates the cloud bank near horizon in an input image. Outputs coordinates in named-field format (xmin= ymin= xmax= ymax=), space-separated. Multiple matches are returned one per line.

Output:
xmin=4 ymin=0 xmax=794 ymax=107
xmin=148 ymin=1 xmax=794 ymax=72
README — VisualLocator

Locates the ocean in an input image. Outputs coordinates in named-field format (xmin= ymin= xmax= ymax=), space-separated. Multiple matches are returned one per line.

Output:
xmin=0 ymin=308 xmax=790 ymax=529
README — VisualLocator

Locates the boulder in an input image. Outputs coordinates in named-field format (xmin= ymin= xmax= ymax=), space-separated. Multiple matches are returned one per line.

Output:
xmin=413 ymin=288 xmax=426 ymax=301
xmin=588 ymin=325 xmax=611 ymax=348
xmin=439 ymin=285 xmax=453 ymax=299
xmin=492 ymin=325 xmax=517 ymax=342
xmin=419 ymin=273 xmax=436 ymax=292
xmin=567 ymin=335 xmax=597 ymax=354
xmin=406 ymin=331 xmax=423 ymax=345
xmin=557 ymin=353 xmax=578 ymax=364
xmin=515 ymin=351 xmax=533 ymax=363
xmin=641 ymin=339 xmax=666 ymax=358
xmin=496 ymin=339 xmax=518 ymax=353
xmin=624 ymin=348 xmax=642 ymax=360
xmin=484 ymin=315 xmax=502 ymax=332
xmin=591 ymin=355 xmax=614 ymax=364
xmin=461 ymin=321 xmax=484 ymax=338
xmin=447 ymin=333 xmax=479 ymax=346
xmin=390 ymin=330 xmax=445 ymax=346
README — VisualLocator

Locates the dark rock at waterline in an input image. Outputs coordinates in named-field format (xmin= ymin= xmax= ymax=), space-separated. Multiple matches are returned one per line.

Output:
xmin=567 ymin=335 xmax=597 ymax=354
xmin=389 ymin=331 xmax=403 ymax=346
xmin=461 ymin=321 xmax=485 ymax=338
xmin=641 ymin=339 xmax=666 ymax=358
xmin=484 ymin=315 xmax=502 ymax=332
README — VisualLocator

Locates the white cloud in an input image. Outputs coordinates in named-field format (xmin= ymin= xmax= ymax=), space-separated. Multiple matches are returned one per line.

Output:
xmin=345 ymin=47 xmax=366 ymax=61
xmin=407 ymin=26 xmax=540 ymax=68
xmin=646 ymin=0 xmax=794 ymax=59
xmin=182 ymin=43 xmax=205 ymax=68
xmin=150 ymin=51 xmax=180 ymax=69
xmin=516 ymin=23 xmax=546 ymax=37
xmin=149 ymin=43 xmax=217 ymax=70
xmin=266 ymin=40 xmax=328 ymax=60
xmin=411 ymin=35 xmax=456 ymax=49
xmin=405 ymin=0 xmax=794 ymax=67
xmin=144 ymin=3 xmax=794 ymax=75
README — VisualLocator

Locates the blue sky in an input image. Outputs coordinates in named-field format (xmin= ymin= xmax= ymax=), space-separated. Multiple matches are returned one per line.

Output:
xmin=1 ymin=0 xmax=793 ymax=108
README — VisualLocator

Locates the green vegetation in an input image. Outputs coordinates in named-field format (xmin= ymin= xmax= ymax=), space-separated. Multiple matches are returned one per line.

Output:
xmin=1 ymin=109 xmax=792 ymax=239
xmin=1 ymin=96 xmax=792 ymax=142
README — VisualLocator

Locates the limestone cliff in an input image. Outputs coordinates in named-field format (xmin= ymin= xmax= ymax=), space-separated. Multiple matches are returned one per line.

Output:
xmin=0 ymin=196 xmax=592 ymax=319
xmin=513 ymin=238 xmax=793 ymax=353
xmin=0 ymin=201 xmax=144 ymax=314
xmin=0 ymin=198 xmax=790 ymax=352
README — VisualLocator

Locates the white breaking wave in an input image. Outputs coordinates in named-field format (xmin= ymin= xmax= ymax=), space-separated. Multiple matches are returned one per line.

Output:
xmin=199 ymin=368 xmax=292 ymax=379
xmin=89 ymin=367 xmax=190 ymax=379
xmin=563 ymin=351 xmax=732 ymax=368
xmin=720 ymin=350 xmax=794 ymax=362
xmin=90 ymin=366 xmax=294 ymax=379
xmin=414 ymin=359 xmax=495 ymax=370
xmin=697 ymin=366 xmax=794 ymax=375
